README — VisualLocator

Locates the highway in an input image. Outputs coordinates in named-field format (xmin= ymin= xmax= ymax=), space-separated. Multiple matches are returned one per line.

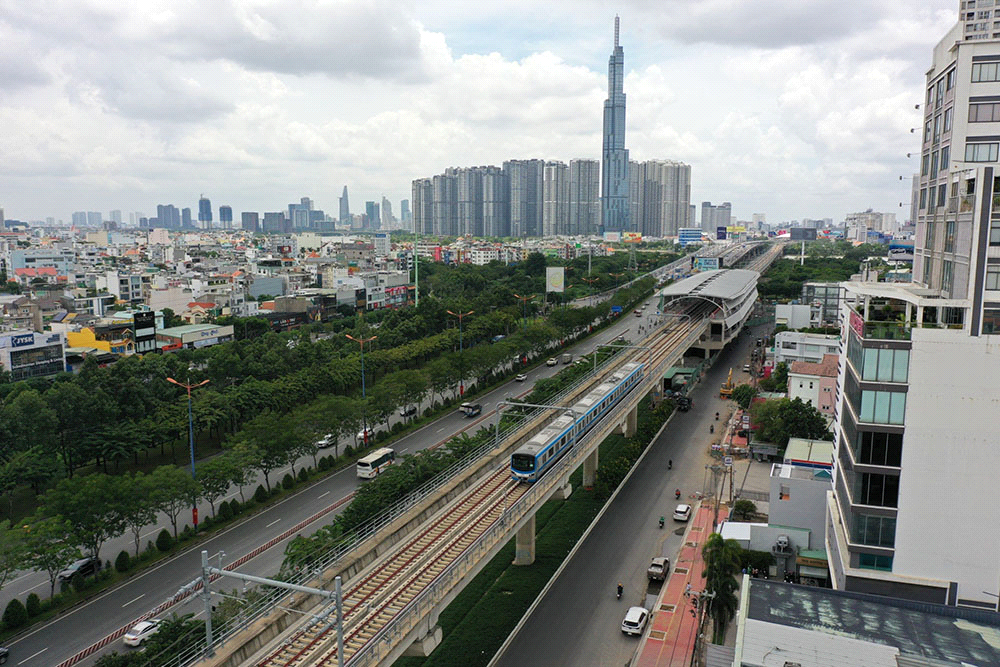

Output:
xmin=493 ymin=325 xmax=762 ymax=667
xmin=4 ymin=294 xmax=662 ymax=667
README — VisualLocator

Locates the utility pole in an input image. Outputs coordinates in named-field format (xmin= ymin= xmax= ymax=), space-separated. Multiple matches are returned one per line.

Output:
xmin=687 ymin=588 xmax=716 ymax=667
xmin=166 ymin=376 xmax=210 ymax=530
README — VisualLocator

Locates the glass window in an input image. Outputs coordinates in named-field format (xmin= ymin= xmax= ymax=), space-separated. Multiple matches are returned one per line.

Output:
xmin=991 ymin=214 xmax=1000 ymax=246
xmin=972 ymin=62 xmax=1000 ymax=82
xmin=892 ymin=349 xmax=909 ymax=382
xmin=920 ymin=188 xmax=927 ymax=210
xmin=862 ymin=348 xmax=879 ymax=381
xmin=965 ymin=142 xmax=1000 ymax=161
xmin=925 ymin=218 xmax=934 ymax=247
xmin=986 ymin=265 xmax=1000 ymax=290
xmin=922 ymin=154 xmax=930 ymax=176
xmin=945 ymin=220 xmax=956 ymax=252
xmin=934 ymin=114 xmax=942 ymax=140
xmin=927 ymin=87 xmax=933 ymax=105
xmin=944 ymin=107 xmax=953 ymax=132
xmin=928 ymin=187 xmax=936 ymax=209
xmin=938 ymin=183 xmax=947 ymax=208
xmin=936 ymin=79 xmax=945 ymax=108
xmin=854 ymin=430 xmax=904 ymax=466
xmin=931 ymin=151 xmax=939 ymax=174
xmin=852 ymin=514 xmax=896 ymax=548
xmin=859 ymin=553 xmax=893 ymax=571
xmin=947 ymin=69 xmax=956 ymax=90
xmin=859 ymin=390 xmax=907 ymax=424
xmin=942 ymin=259 xmax=954 ymax=292
xmin=925 ymin=120 xmax=932 ymax=142
xmin=941 ymin=145 xmax=950 ymax=170
xmin=924 ymin=256 xmax=933 ymax=285
xmin=983 ymin=308 xmax=1000 ymax=334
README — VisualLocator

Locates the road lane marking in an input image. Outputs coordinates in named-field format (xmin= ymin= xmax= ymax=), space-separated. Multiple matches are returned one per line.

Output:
xmin=121 ymin=593 xmax=145 ymax=608
xmin=436 ymin=427 xmax=445 ymax=433
xmin=317 ymin=491 xmax=330 ymax=499
xmin=18 ymin=647 xmax=47 ymax=664
xmin=266 ymin=519 xmax=281 ymax=528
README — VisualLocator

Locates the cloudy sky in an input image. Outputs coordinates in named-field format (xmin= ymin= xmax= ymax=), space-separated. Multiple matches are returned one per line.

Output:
xmin=0 ymin=0 xmax=958 ymax=225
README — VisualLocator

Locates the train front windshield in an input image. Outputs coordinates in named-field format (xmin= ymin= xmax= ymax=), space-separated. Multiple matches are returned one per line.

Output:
xmin=512 ymin=453 xmax=536 ymax=471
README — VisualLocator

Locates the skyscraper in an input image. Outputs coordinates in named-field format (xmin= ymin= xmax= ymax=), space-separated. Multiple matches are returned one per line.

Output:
xmin=400 ymin=199 xmax=411 ymax=229
xmin=542 ymin=161 xmax=569 ymax=237
xmin=630 ymin=160 xmax=692 ymax=237
xmin=219 ymin=205 xmax=233 ymax=229
xmin=365 ymin=201 xmax=380 ymax=230
xmin=569 ymin=159 xmax=601 ymax=236
xmin=601 ymin=16 xmax=630 ymax=233
xmin=198 ymin=195 xmax=212 ymax=229
xmin=339 ymin=186 xmax=350 ymax=224
xmin=182 ymin=208 xmax=192 ymax=228
xmin=381 ymin=196 xmax=394 ymax=229
xmin=412 ymin=179 xmax=433 ymax=235
xmin=241 ymin=212 xmax=260 ymax=233
xmin=505 ymin=159 xmax=544 ymax=237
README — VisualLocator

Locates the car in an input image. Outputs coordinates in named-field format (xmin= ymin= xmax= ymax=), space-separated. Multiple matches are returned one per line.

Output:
xmin=673 ymin=503 xmax=692 ymax=522
xmin=621 ymin=606 xmax=649 ymax=636
xmin=0 ymin=647 xmax=8 ymax=664
xmin=546 ymin=358 xmax=558 ymax=367
xmin=58 ymin=556 xmax=100 ymax=582
xmin=647 ymin=556 xmax=670 ymax=581
xmin=356 ymin=426 xmax=375 ymax=442
xmin=123 ymin=619 xmax=163 ymax=647
xmin=743 ymin=364 xmax=751 ymax=373
xmin=399 ymin=405 xmax=418 ymax=417
xmin=615 ymin=334 xmax=625 ymax=342
xmin=515 ymin=373 xmax=527 ymax=382
xmin=315 ymin=433 xmax=335 ymax=448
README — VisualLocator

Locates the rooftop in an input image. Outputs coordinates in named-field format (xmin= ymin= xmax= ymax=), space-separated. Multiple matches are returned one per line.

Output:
xmin=659 ymin=268 xmax=759 ymax=301
xmin=789 ymin=353 xmax=839 ymax=378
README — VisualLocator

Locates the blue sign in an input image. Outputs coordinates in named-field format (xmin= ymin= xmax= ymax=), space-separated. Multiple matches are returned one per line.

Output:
xmin=611 ymin=305 xmax=623 ymax=314
xmin=10 ymin=334 xmax=33 ymax=348
xmin=716 ymin=226 xmax=727 ymax=240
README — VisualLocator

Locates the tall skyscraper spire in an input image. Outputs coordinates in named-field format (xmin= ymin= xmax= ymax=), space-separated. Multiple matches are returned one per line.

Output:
xmin=601 ymin=15 xmax=630 ymax=233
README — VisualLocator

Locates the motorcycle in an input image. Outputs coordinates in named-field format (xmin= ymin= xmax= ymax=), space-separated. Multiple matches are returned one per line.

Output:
xmin=710 ymin=424 xmax=714 ymax=434
xmin=616 ymin=584 xmax=623 ymax=600
xmin=659 ymin=516 xmax=665 ymax=529
xmin=668 ymin=459 xmax=672 ymax=470
xmin=675 ymin=489 xmax=681 ymax=500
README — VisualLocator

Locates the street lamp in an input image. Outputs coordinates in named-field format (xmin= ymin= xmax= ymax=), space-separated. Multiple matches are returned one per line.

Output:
xmin=446 ymin=309 xmax=474 ymax=396
xmin=581 ymin=275 xmax=599 ymax=307
xmin=166 ymin=375 xmax=210 ymax=530
xmin=345 ymin=334 xmax=377 ymax=444
xmin=610 ymin=272 xmax=625 ymax=291
xmin=512 ymin=293 xmax=534 ymax=331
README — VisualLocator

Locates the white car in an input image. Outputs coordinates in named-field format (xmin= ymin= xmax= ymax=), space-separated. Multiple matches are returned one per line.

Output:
xmin=673 ymin=503 xmax=692 ymax=522
xmin=315 ymin=433 xmax=335 ymax=449
xmin=123 ymin=618 xmax=163 ymax=647
xmin=515 ymin=373 xmax=527 ymax=382
xmin=621 ymin=606 xmax=648 ymax=636
xmin=546 ymin=358 xmax=558 ymax=367
xmin=357 ymin=426 xmax=374 ymax=442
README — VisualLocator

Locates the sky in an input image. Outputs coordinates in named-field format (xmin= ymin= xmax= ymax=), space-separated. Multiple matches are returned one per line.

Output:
xmin=0 ymin=0 xmax=959 ymax=225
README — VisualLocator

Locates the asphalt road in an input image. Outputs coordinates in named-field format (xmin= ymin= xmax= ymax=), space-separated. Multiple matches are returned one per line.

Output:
xmin=5 ymin=295 xmax=662 ymax=667
xmin=493 ymin=325 xmax=763 ymax=667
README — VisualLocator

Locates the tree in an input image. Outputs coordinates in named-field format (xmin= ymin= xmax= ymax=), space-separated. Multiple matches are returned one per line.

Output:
xmin=227 ymin=443 xmax=258 ymax=503
xmin=750 ymin=397 xmax=831 ymax=449
xmin=730 ymin=499 xmax=758 ymax=522
xmin=196 ymin=454 xmax=237 ymax=518
xmin=150 ymin=465 xmax=200 ymax=539
xmin=41 ymin=473 xmax=126 ymax=563
xmin=0 ymin=520 xmax=24 ymax=590
xmin=701 ymin=533 xmax=742 ymax=643
xmin=22 ymin=515 xmax=80 ymax=597
xmin=730 ymin=384 xmax=758 ymax=411
xmin=233 ymin=412 xmax=293 ymax=490
xmin=122 ymin=473 xmax=157 ymax=557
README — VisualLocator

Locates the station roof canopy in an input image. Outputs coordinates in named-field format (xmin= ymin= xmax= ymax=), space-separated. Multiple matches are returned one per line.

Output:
xmin=659 ymin=269 xmax=759 ymax=302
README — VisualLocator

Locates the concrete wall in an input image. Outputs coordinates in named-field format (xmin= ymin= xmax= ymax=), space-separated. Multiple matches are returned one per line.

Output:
xmin=768 ymin=465 xmax=831 ymax=550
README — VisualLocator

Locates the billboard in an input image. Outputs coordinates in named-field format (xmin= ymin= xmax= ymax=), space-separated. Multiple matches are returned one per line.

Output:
xmin=716 ymin=226 xmax=727 ymax=240
xmin=695 ymin=257 xmax=721 ymax=271
xmin=545 ymin=266 xmax=565 ymax=293
xmin=726 ymin=226 xmax=746 ymax=233
xmin=603 ymin=231 xmax=622 ymax=243
xmin=790 ymin=228 xmax=818 ymax=241
xmin=622 ymin=232 xmax=642 ymax=243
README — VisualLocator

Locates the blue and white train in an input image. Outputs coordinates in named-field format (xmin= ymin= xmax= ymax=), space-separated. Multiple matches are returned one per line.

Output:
xmin=511 ymin=361 xmax=645 ymax=482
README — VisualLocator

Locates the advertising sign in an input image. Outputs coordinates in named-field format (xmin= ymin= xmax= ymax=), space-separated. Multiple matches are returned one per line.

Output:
xmin=695 ymin=257 xmax=720 ymax=271
xmin=603 ymin=231 xmax=622 ymax=243
xmin=622 ymin=232 xmax=642 ymax=243
xmin=10 ymin=334 xmax=33 ymax=348
xmin=545 ymin=266 xmax=565 ymax=293
xmin=716 ymin=226 xmax=727 ymax=240
xmin=850 ymin=310 xmax=865 ymax=339
xmin=611 ymin=305 xmax=623 ymax=314
xmin=726 ymin=226 xmax=746 ymax=233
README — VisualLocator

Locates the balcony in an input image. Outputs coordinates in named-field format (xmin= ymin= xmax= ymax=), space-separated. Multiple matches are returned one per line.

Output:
xmin=863 ymin=321 xmax=912 ymax=341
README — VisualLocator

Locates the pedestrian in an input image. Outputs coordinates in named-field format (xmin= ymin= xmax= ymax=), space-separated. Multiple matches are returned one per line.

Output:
xmin=685 ymin=582 xmax=692 ymax=597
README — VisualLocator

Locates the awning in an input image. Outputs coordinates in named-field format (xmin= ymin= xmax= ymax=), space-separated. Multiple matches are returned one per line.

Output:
xmin=799 ymin=565 xmax=829 ymax=579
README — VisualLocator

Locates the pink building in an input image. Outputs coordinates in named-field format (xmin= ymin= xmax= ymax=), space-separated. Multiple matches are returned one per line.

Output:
xmin=787 ymin=353 xmax=838 ymax=419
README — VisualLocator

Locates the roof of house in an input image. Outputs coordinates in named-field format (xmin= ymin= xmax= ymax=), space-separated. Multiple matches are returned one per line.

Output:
xmin=790 ymin=353 xmax=839 ymax=378
xmin=14 ymin=267 xmax=59 ymax=277
xmin=186 ymin=301 xmax=217 ymax=309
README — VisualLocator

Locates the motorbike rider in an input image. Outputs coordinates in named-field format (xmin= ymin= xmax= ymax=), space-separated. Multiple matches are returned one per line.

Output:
xmin=617 ymin=582 xmax=623 ymax=598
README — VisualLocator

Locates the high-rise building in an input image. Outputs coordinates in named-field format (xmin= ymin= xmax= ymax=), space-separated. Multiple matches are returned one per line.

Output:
xmin=569 ymin=159 xmax=601 ymax=236
xmin=381 ymin=196 xmax=394 ymax=229
xmin=455 ymin=169 xmax=484 ymax=237
xmin=825 ymin=11 xmax=1000 ymax=611
xmin=365 ymin=201 xmax=380 ymax=231
xmin=220 ymin=205 xmax=233 ymax=229
xmin=482 ymin=166 xmax=509 ymax=237
xmin=87 ymin=211 xmax=102 ymax=226
xmin=182 ymin=208 xmax=192 ymax=228
xmin=701 ymin=201 xmax=732 ymax=233
xmin=400 ymin=199 xmax=411 ymax=229
xmin=630 ymin=160 xmax=692 ymax=237
xmin=156 ymin=204 xmax=181 ymax=229
xmin=505 ymin=159 xmax=544 ymax=237
xmin=109 ymin=210 xmax=122 ymax=225
xmin=412 ymin=178 xmax=433 ymax=235
xmin=0 ymin=208 xmax=4 ymax=227
xmin=72 ymin=212 xmax=87 ymax=227
xmin=542 ymin=161 xmax=569 ymax=237
xmin=198 ymin=195 xmax=212 ymax=229
xmin=262 ymin=212 xmax=287 ymax=234
xmin=241 ymin=212 xmax=260 ymax=233
xmin=289 ymin=198 xmax=312 ymax=230
xmin=432 ymin=171 xmax=458 ymax=236
xmin=339 ymin=186 xmax=350 ymax=224
xmin=601 ymin=16 xmax=630 ymax=233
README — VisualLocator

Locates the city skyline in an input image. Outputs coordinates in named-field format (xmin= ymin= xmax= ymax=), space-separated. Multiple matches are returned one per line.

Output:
xmin=0 ymin=1 xmax=957 ymax=223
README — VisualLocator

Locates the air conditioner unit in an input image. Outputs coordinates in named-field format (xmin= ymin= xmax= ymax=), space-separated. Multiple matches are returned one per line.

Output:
xmin=776 ymin=534 xmax=790 ymax=550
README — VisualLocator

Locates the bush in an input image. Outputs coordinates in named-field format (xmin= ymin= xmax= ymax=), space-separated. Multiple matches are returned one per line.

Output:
xmin=155 ymin=529 xmax=174 ymax=552
xmin=281 ymin=473 xmax=295 ymax=490
xmin=25 ymin=593 xmax=40 ymax=618
xmin=218 ymin=500 xmax=233 ymax=521
xmin=115 ymin=550 xmax=131 ymax=573
xmin=229 ymin=499 xmax=241 ymax=515
xmin=71 ymin=572 xmax=90 ymax=593
xmin=344 ymin=444 xmax=355 ymax=458
xmin=3 ymin=598 xmax=27 ymax=629
xmin=271 ymin=487 xmax=281 ymax=497
xmin=318 ymin=457 xmax=330 ymax=471
xmin=297 ymin=467 xmax=309 ymax=483
xmin=738 ymin=549 xmax=775 ymax=574
xmin=180 ymin=525 xmax=194 ymax=541
xmin=254 ymin=485 xmax=268 ymax=503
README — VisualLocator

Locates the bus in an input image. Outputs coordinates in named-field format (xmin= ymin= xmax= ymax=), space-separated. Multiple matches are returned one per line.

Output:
xmin=356 ymin=448 xmax=396 ymax=479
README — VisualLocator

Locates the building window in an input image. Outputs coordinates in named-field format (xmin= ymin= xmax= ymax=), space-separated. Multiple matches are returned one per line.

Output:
xmin=921 ymin=154 xmax=930 ymax=176
xmin=944 ymin=107 xmax=953 ymax=133
xmin=919 ymin=188 xmax=928 ymax=209
xmin=925 ymin=120 xmax=933 ymax=143
xmin=931 ymin=151 xmax=939 ymax=175
xmin=852 ymin=514 xmax=896 ymax=548
xmin=859 ymin=389 xmax=907 ymax=424
xmin=941 ymin=145 xmax=950 ymax=170
xmin=987 ymin=265 xmax=1000 ymax=289
xmin=936 ymin=79 xmax=945 ymax=108
xmin=854 ymin=430 xmax=904 ymax=467
xmin=928 ymin=186 xmax=937 ymax=209
xmin=973 ymin=62 xmax=1000 ymax=82
xmin=983 ymin=308 xmax=1000 ymax=334
xmin=965 ymin=142 xmax=1000 ymax=161
xmin=937 ymin=183 xmax=947 ymax=208
xmin=924 ymin=256 xmax=933 ymax=284
xmin=947 ymin=69 xmax=956 ymax=90
xmin=934 ymin=114 xmax=942 ymax=141
xmin=860 ymin=347 xmax=910 ymax=383
xmin=945 ymin=220 xmax=956 ymax=252
xmin=942 ymin=260 xmax=954 ymax=292
xmin=991 ymin=215 xmax=1000 ymax=246
xmin=969 ymin=102 xmax=1000 ymax=122
xmin=925 ymin=219 xmax=935 ymax=248
xmin=859 ymin=553 xmax=894 ymax=571
xmin=857 ymin=472 xmax=900 ymax=507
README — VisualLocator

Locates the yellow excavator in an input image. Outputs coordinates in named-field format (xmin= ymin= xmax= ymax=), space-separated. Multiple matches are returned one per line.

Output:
xmin=720 ymin=368 xmax=734 ymax=398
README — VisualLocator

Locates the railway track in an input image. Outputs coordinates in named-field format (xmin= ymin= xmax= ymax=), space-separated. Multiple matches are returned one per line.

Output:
xmin=255 ymin=302 xmax=707 ymax=667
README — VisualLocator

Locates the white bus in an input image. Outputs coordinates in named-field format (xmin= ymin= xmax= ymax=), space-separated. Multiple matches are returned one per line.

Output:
xmin=356 ymin=447 xmax=396 ymax=479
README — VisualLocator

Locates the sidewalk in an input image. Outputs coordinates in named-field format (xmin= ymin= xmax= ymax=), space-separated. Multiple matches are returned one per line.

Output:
xmin=635 ymin=503 xmax=728 ymax=667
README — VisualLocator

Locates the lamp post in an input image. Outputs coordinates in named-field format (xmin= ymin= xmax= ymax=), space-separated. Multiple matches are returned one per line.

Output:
xmin=512 ymin=293 xmax=534 ymax=331
xmin=166 ymin=375 xmax=210 ymax=530
xmin=446 ymin=309 xmax=474 ymax=396
xmin=610 ymin=272 xmax=624 ymax=291
xmin=581 ymin=275 xmax=599 ymax=307
xmin=345 ymin=334 xmax=377 ymax=444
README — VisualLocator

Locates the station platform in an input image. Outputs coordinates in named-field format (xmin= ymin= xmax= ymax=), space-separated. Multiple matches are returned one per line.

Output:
xmin=635 ymin=503 xmax=728 ymax=667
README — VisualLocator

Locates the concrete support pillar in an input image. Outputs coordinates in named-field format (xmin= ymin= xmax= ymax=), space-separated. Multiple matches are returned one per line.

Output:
xmin=916 ymin=304 xmax=924 ymax=327
xmin=403 ymin=626 xmax=442 ymax=657
xmin=905 ymin=301 xmax=912 ymax=325
xmin=619 ymin=404 xmax=638 ymax=438
xmin=553 ymin=478 xmax=573 ymax=500
xmin=514 ymin=514 xmax=536 ymax=565
xmin=583 ymin=448 xmax=599 ymax=488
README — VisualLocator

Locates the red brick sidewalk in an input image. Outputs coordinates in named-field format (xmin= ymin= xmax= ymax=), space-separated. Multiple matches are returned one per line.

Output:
xmin=635 ymin=504 xmax=727 ymax=667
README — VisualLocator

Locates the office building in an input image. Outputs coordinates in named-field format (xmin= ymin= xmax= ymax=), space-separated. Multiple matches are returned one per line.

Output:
xmin=289 ymin=198 xmax=312 ymax=230
xmin=542 ymin=161 xmax=569 ymax=236
xmin=156 ymin=204 xmax=180 ymax=229
xmin=400 ymin=199 xmax=411 ymax=229
xmin=701 ymin=201 xmax=732 ymax=233
xmin=241 ymin=212 xmax=260 ymax=233
xmin=601 ymin=16 xmax=630 ymax=233
xmin=568 ymin=159 xmax=600 ymax=236
xmin=630 ymin=159 xmax=692 ymax=237
xmin=198 ymin=195 xmax=212 ymax=228
xmin=182 ymin=207 xmax=192 ymax=228
xmin=72 ymin=212 xmax=87 ymax=227
xmin=826 ymin=10 xmax=1000 ymax=610
xmin=109 ymin=210 xmax=122 ymax=225
xmin=0 ymin=331 xmax=65 ymax=381
xmin=412 ymin=178 xmax=433 ymax=235
xmin=381 ymin=196 xmax=394 ymax=229
xmin=262 ymin=212 xmax=287 ymax=234
xmin=365 ymin=201 xmax=380 ymax=231
xmin=87 ymin=211 xmax=102 ymax=226
xmin=219 ymin=205 xmax=233 ymax=229
xmin=339 ymin=186 xmax=350 ymax=224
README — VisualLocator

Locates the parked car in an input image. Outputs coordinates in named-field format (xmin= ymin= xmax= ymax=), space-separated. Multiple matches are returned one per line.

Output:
xmin=399 ymin=405 xmax=418 ymax=417
xmin=673 ymin=504 xmax=692 ymax=522
xmin=647 ymin=557 xmax=670 ymax=581
xmin=58 ymin=556 xmax=100 ymax=582
xmin=515 ymin=373 xmax=527 ymax=382
xmin=621 ymin=606 xmax=649 ymax=636
xmin=123 ymin=619 xmax=163 ymax=647
xmin=546 ymin=358 xmax=558 ymax=367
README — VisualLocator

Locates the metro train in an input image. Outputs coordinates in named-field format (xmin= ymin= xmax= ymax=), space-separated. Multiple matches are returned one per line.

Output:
xmin=511 ymin=361 xmax=646 ymax=482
